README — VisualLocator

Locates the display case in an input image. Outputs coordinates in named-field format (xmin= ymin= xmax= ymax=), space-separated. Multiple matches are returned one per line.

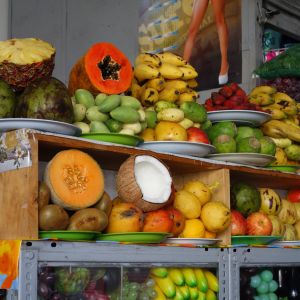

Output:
xmin=19 ymin=241 xmax=228 ymax=300
xmin=229 ymin=247 xmax=300 ymax=300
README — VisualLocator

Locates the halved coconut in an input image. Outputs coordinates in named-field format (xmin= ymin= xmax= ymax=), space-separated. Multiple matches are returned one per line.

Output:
xmin=116 ymin=155 xmax=173 ymax=212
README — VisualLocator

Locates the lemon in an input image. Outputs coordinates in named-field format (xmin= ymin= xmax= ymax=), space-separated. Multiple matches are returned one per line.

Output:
xmin=179 ymin=219 xmax=205 ymax=238
xmin=174 ymin=190 xmax=201 ymax=219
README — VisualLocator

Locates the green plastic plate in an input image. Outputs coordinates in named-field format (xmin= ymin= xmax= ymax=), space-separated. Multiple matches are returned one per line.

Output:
xmin=231 ymin=235 xmax=282 ymax=246
xmin=96 ymin=232 xmax=170 ymax=244
xmin=39 ymin=230 xmax=97 ymax=241
xmin=81 ymin=133 xmax=143 ymax=146
xmin=266 ymin=165 xmax=300 ymax=173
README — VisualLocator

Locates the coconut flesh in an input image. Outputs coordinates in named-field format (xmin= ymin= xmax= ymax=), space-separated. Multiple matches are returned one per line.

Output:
xmin=116 ymin=155 xmax=173 ymax=212
xmin=134 ymin=155 xmax=172 ymax=203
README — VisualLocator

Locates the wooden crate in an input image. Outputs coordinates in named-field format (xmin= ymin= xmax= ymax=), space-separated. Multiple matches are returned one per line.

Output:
xmin=0 ymin=132 xmax=38 ymax=240
xmin=173 ymin=169 xmax=231 ymax=246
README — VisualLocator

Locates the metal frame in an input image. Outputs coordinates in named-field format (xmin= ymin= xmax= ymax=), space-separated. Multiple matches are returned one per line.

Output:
xmin=18 ymin=241 xmax=229 ymax=300
xmin=229 ymin=247 xmax=300 ymax=299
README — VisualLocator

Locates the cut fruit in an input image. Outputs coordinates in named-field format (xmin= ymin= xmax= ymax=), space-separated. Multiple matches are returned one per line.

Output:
xmin=0 ymin=38 xmax=55 ymax=91
xmin=116 ymin=155 xmax=173 ymax=212
xmin=68 ymin=42 xmax=133 ymax=95
xmin=44 ymin=149 xmax=104 ymax=210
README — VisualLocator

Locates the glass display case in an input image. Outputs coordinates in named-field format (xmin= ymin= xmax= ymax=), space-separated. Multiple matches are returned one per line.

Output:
xmin=19 ymin=241 xmax=227 ymax=300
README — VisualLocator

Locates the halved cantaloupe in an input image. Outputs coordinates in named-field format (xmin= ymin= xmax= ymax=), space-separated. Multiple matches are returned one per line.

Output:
xmin=44 ymin=149 xmax=104 ymax=210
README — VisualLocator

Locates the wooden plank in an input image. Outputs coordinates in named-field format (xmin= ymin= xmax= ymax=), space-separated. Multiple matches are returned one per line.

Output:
xmin=174 ymin=169 xmax=231 ymax=246
xmin=35 ymin=133 xmax=300 ymax=190
xmin=0 ymin=137 xmax=38 ymax=239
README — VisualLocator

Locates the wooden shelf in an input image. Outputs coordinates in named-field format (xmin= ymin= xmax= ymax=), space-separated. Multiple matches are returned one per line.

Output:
xmin=35 ymin=133 xmax=300 ymax=189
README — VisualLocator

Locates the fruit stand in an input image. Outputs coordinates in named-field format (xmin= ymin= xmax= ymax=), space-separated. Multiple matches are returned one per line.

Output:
xmin=1 ymin=1 xmax=300 ymax=299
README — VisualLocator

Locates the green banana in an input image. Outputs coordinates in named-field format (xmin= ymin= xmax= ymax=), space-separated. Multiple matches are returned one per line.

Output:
xmin=188 ymin=286 xmax=199 ymax=300
xmin=152 ymin=275 xmax=176 ymax=298
xmin=168 ymin=268 xmax=185 ymax=286
xmin=206 ymin=289 xmax=217 ymax=300
xmin=204 ymin=271 xmax=219 ymax=293
xmin=150 ymin=267 xmax=168 ymax=278
xmin=194 ymin=268 xmax=208 ymax=293
xmin=177 ymin=285 xmax=190 ymax=300
xmin=181 ymin=268 xmax=197 ymax=287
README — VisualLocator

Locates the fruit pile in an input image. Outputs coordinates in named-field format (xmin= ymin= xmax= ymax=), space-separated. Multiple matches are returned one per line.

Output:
xmin=204 ymin=83 xmax=259 ymax=111
xmin=231 ymin=183 xmax=300 ymax=240
xmin=205 ymin=121 xmax=276 ymax=155
xmin=71 ymin=89 xmax=147 ymax=135
xmin=150 ymin=267 xmax=219 ymax=300
xmin=240 ymin=268 xmax=279 ymax=300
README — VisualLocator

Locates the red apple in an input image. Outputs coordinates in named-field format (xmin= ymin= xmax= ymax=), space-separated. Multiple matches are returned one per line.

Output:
xmin=143 ymin=209 xmax=174 ymax=233
xmin=287 ymin=189 xmax=300 ymax=203
xmin=231 ymin=210 xmax=247 ymax=236
xmin=246 ymin=212 xmax=273 ymax=236
xmin=167 ymin=207 xmax=186 ymax=237
xmin=186 ymin=127 xmax=210 ymax=144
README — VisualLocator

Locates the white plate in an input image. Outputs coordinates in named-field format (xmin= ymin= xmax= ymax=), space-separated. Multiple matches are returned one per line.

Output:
xmin=207 ymin=110 xmax=271 ymax=126
xmin=165 ymin=238 xmax=221 ymax=246
xmin=207 ymin=153 xmax=275 ymax=167
xmin=0 ymin=118 xmax=81 ymax=136
xmin=272 ymin=241 xmax=300 ymax=247
xmin=139 ymin=141 xmax=216 ymax=158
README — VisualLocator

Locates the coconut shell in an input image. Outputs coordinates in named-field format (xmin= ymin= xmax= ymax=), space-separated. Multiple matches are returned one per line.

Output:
xmin=116 ymin=155 xmax=173 ymax=212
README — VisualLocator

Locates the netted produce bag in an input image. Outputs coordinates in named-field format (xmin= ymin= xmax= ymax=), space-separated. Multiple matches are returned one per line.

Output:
xmin=254 ymin=44 xmax=300 ymax=79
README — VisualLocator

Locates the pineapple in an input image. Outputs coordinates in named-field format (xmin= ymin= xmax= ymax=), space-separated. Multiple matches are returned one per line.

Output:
xmin=0 ymin=38 xmax=55 ymax=91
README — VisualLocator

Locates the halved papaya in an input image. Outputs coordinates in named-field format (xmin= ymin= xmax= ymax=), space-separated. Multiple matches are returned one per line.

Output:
xmin=68 ymin=42 xmax=133 ymax=95
xmin=44 ymin=149 xmax=104 ymax=210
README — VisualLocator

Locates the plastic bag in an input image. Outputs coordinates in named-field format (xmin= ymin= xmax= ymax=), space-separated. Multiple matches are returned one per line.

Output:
xmin=254 ymin=44 xmax=300 ymax=79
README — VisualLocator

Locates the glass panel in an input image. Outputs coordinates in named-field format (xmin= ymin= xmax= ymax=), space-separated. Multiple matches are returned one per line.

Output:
xmin=124 ymin=266 xmax=219 ymax=300
xmin=240 ymin=266 xmax=300 ymax=300
xmin=0 ymin=290 xmax=6 ymax=300
xmin=38 ymin=265 xmax=121 ymax=300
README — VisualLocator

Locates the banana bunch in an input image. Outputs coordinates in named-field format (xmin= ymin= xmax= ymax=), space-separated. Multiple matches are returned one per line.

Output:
xmin=150 ymin=267 xmax=218 ymax=300
xmin=249 ymin=86 xmax=299 ymax=122
xmin=128 ymin=52 xmax=199 ymax=107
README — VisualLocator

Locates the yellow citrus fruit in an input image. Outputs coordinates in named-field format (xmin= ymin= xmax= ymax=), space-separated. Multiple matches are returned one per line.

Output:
xmin=179 ymin=219 xmax=205 ymax=238
xmin=174 ymin=190 xmax=201 ymax=219
xmin=183 ymin=180 xmax=212 ymax=206
xmin=204 ymin=230 xmax=217 ymax=239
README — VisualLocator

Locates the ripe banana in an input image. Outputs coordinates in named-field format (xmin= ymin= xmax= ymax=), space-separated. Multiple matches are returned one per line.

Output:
xmin=287 ymin=114 xmax=300 ymax=125
xmin=194 ymin=268 xmax=208 ymax=293
xmin=181 ymin=268 xmax=197 ymax=287
xmin=261 ymin=120 xmax=300 ymax=142
xmin=273 ymin=147 xmax=288 ymax=165
xmin=187 ymin=79 xmax=198 ymax=88
xmin=179 ymin=66 xmax=198 ymax=80
xmin=153 ymin=284 xmax=167 ymax=300
xmin=146 ymin=77 xmax=166 ymax=92
xmin=204 ymin=270 xmax=219 ymax=293
xmin=206 ymin=289 xmax=217 ymax=300
xmin=140 ymin=87 xmax=159 ymax=106
xmin=177 ymin=91 xmax=198 ymax=104
xmin=152 ymin=275 xmax=176 ymax=298
xmin=262 ymin=105 xmax=287 ymax=120
xmin=159 ymin=63 xmax=183 ymax=79
xmin=270 ymin=137 xmax=292 ymax=148
xmin=249 ymin=85 xmax=277 ymax=97
xmin=128 ymin=82 xmax=142 ymax=99
xmin=156 ymin=52 xmax=187 ymax=66
xmin=168 ymin=268 xmax=185 ymax=286
xmin=274 ymin=92 xmax=298 ymax=116
xmin=179 ymin=118 xmax=194 ymax=129
xmin=248 ymin=92 xmax=274 ymax=106
xmin=164 ymin=79 xmax=189 ymax=93
xmin=134 ymin=63 xmax=160 ymax=82
xmin=135 ymin=53 xmax=161 ymax=67
xmin=158 ymin=87 xmax=180 ymax=103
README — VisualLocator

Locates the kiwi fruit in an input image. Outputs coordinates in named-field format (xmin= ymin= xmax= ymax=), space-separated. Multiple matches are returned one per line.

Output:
xmin=38 ymin=181 xmax=50 ymax=209
xmin=39 ymin=204 xmax=69 ymax=231
xmin=93 ymin=191 xmax=113 ymax=216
